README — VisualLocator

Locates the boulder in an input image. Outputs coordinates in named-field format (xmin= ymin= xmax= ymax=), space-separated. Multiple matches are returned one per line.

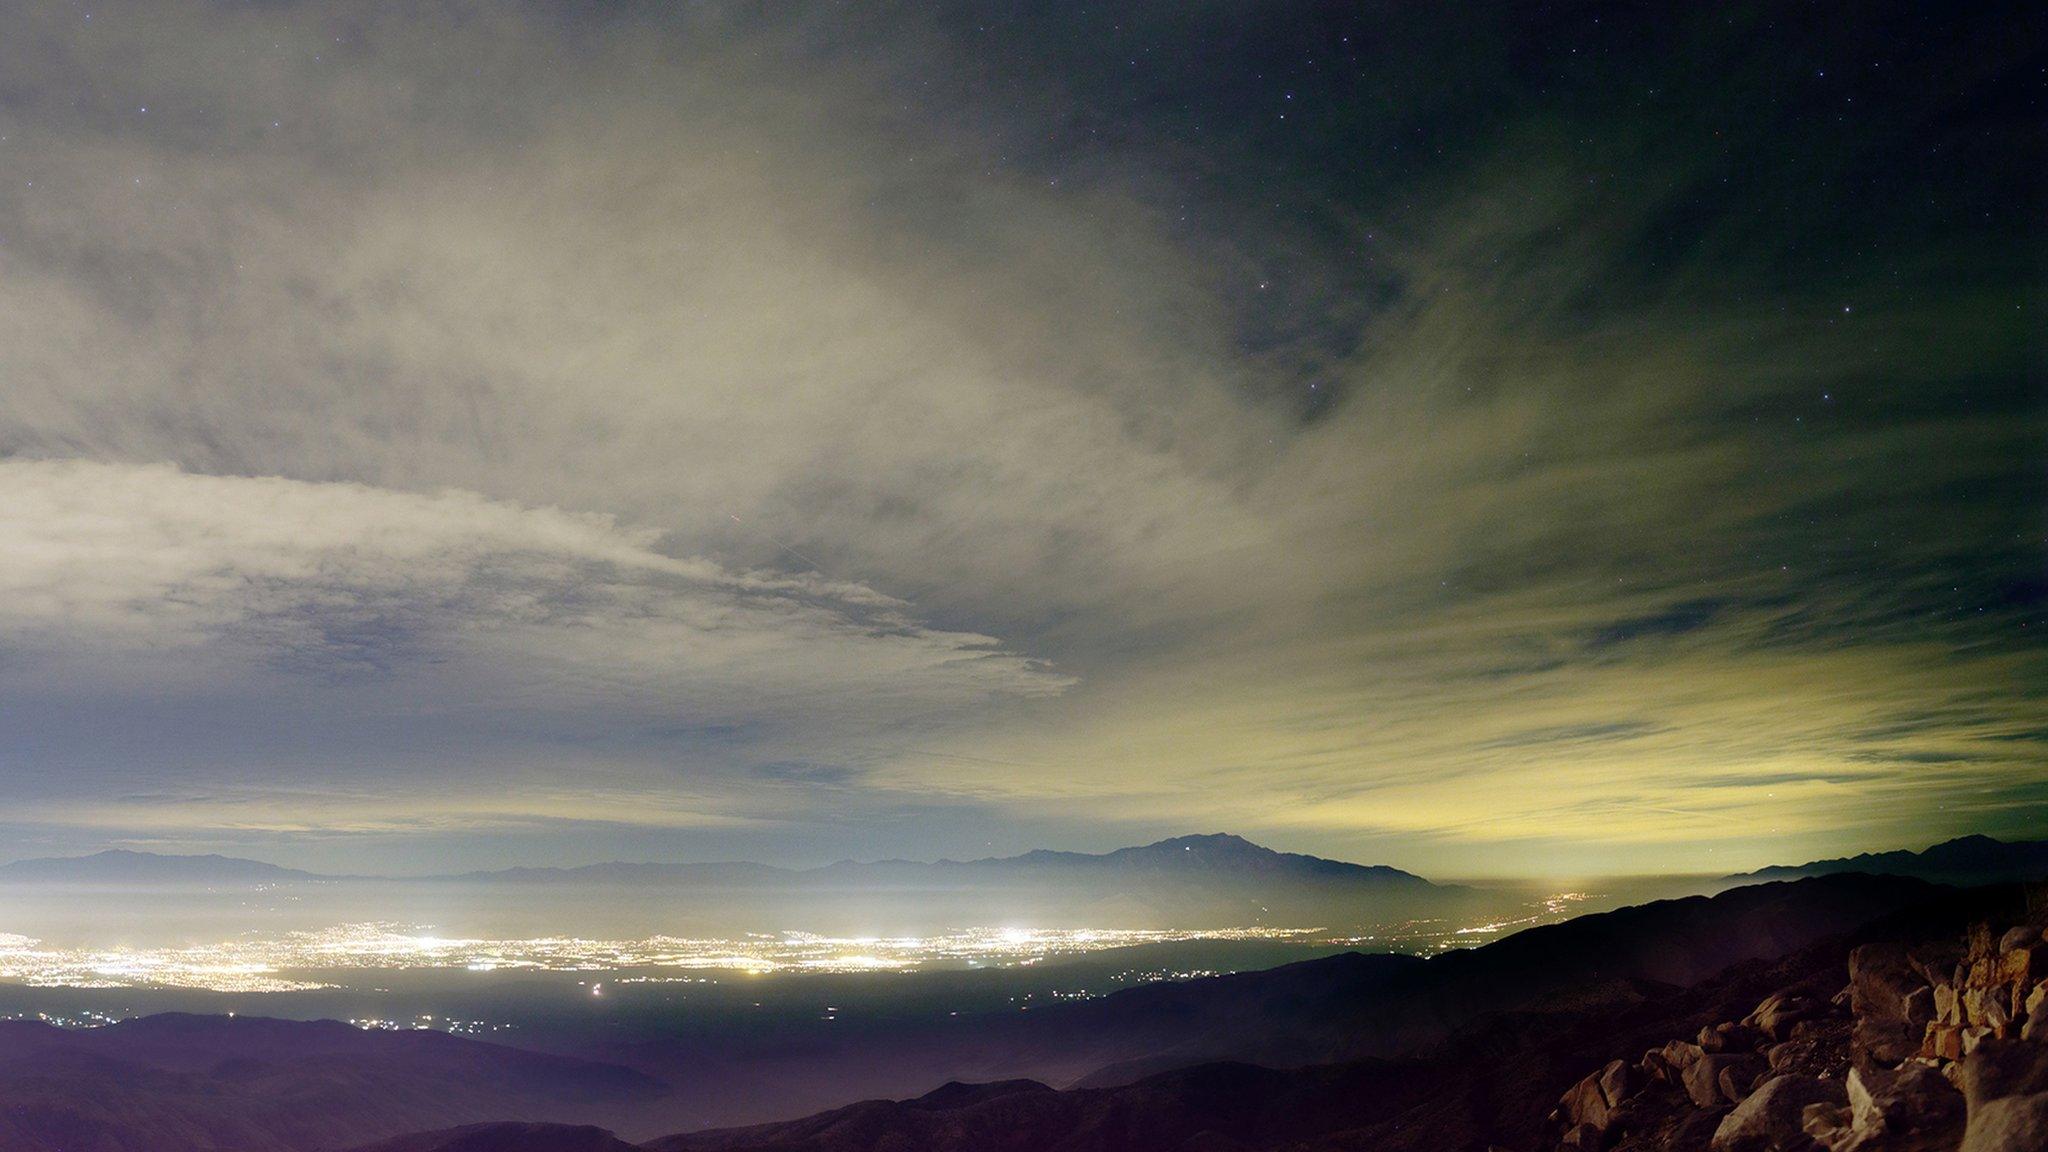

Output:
xmin=1922 ymin=1025 xmax=1964 ymax=1062
xmin=1754 ymin=992 xmax=1829 ymax=1042
xmin=1960 ymin=1092 xmax=2048 ymax=1152
xmin=1814 ymin=1062 xmax=1965 ymax=1151
xmin=1711 ymin=1073 xmax=1845 ymax=1151
xmin=1723 ymin=1061 xmax=1768 ymax=1105
xmin=2022 ymin=984 xmax=2046 ymax=1042
xmin=1853 ymin=944 xmax=1930 ymax=1027
xmin=1599 ymin=1058 xmax=1637 ymax=1111
xmin=1690 ymin=1054 xmax=1770 ymax=1108
xmin=1997 ymin=927 xmax=2039 ymax=953
xmin=1664 ymin=1040 xmax=1709 ymax=1072
xmin=1562 ymin=1069 xmax=1613 ymax=1130
xmin=1958 ymin=1037 xmax=2048 ymax=1112
xmin=1909 ymin=944 xmax=1963 ymax=988
xmin=1561 ymin=1059 xmax=1636 ymax=1131
xmin=1644 ymin=1049 xmax=1681 ymax=1085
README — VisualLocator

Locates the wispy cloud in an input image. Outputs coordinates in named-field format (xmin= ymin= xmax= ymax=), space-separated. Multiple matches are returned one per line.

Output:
xmin=0 ymin=1 xmax=2035 ymax=872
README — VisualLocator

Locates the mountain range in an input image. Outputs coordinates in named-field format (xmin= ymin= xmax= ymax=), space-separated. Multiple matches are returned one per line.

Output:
xmin=0 ymin=834 xmax=1450 ymax=933
xmin=0 ymin=834 xmax=1430 ymax=888
xmin=1729 ymin=833 xmax=2048 ymax=886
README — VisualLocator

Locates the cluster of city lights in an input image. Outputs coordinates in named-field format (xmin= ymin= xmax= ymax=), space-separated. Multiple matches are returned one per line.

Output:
xmin=348 ymin=1014 xmax=511 ymax=1035
xmin=0 ymin=922 xmax=1321 ymax=992
xmin=0 ymin=891 xmax=1600 ymax=993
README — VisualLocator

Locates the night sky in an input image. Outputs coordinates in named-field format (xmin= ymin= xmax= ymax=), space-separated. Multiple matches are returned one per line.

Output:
xmin=0 ymin=2 xmax=2039 ymax=876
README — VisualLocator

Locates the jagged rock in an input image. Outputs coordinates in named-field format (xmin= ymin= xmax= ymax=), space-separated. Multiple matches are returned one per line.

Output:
xmin=1754 ymin=992 xmax=1829 ymax=1042
xmin=1961 ymin=1027 xmax=1993 ymax=1057
xmin=1601 ymin=1058 xmax=1638 ymax=1110
xmin=1923 ymin=1025 xmax=1964 ymax=1062
xmin=1969 ymin=959 xmax=1997 ymax=992
xmin=1712 ymin=1073 xmax=1846 ymax=1151
xmin=1982 ymin=995 xmax=2011 ymax=1037
xmin=1934 ymin=985 xmax=1960 ymax=1027
xmin=1691 ymin=1054 xmax=1770 ymax=1108
xmin=1960 ymin=1093 xmax=2048 ymax=1152
xmin=2022 ymin=984 xmax=2046 ymax=1042
xmin=1558 ymin=1058 xmax=1641 ymax=1137
xmin=1808 ymin=1062 xmax=1966 ymax=1151
xmin=1770 ymin=1042 xmax=1804 ymax=1073
xmin=1562 ymin=1072 xmax=1609 ymax=1129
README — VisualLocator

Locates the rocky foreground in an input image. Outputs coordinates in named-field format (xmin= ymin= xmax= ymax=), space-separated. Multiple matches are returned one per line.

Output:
xmin=1541 ymin=908 xmax=2048 ymax=1151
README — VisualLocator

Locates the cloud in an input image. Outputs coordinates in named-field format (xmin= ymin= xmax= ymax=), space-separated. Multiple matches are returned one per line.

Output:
xmin=0 ymin=1 xmax=2035 ymax=872
xmin=0 ymin=456 xmax=1064 ymax=705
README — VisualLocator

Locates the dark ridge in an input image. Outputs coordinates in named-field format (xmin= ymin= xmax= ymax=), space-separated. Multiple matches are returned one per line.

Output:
xmin=1731 ymin=834 xmax=2048 ymax=885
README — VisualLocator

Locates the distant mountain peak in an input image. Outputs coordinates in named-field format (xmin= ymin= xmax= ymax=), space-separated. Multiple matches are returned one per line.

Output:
xmin=975 ymin=833 xmax=1436 ymax=886
xmin=1139 ymin=832 xmax=1262 ymax=851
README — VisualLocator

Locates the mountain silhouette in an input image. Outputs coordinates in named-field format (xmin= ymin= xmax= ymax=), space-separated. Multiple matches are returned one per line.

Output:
xmin=1730 ymin=833 xmax=2048 ymax=886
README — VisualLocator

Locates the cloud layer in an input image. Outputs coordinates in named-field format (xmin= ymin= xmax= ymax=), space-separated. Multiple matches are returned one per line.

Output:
xmin=0 ymin=1 xmax=2036 ymax=873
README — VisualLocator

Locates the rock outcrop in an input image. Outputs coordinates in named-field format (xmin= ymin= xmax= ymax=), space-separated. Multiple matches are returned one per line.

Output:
xmin=1538 ymin=909 xmax=2048 ymax=1152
